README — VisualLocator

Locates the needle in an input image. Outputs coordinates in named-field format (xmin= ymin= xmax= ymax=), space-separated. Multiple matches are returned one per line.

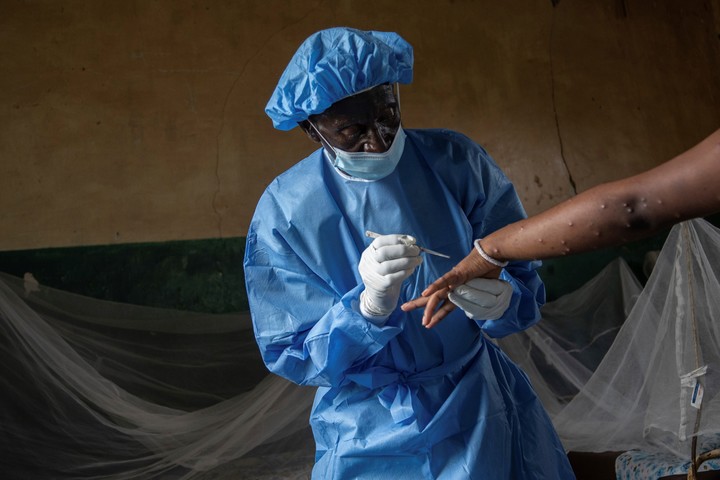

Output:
xmin=365 ymin=231 xmax=451 ymax=259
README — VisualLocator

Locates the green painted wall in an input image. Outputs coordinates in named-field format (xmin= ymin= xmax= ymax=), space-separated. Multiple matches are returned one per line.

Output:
xmin=0 ymin=238 xmax=247 ymax=313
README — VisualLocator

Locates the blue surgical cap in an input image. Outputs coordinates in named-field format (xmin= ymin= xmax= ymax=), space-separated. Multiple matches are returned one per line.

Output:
xmin=265 ymin=27 xmax=414 ymax=131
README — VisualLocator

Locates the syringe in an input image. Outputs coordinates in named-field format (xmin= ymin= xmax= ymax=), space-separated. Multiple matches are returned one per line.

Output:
xmin=365 ymin=230 xmax=450 ymax=259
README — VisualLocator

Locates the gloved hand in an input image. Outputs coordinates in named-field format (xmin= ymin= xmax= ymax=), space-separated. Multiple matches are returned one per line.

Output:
xmin=359 ymin=234 xmax=423 ymax=321
xmin=448 ymin=278 xmax=512 ymax=320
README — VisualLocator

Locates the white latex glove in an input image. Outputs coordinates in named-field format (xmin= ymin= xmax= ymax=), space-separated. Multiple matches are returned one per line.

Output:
xmin=448 ymin=278 xmax=513 ymax=320
xmin=358 ymin=234 xmax=423 ymax=322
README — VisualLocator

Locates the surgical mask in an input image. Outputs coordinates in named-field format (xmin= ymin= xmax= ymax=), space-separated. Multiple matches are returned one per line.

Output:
xmin=311 ymin=124 xmax=407 ymax=181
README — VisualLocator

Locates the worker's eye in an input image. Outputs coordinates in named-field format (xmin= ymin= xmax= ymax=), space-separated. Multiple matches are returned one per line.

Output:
xmin=377 ymin=107 xmax=398 ymax=124
xmin=339 ymin=125 xmax=363 ymax=140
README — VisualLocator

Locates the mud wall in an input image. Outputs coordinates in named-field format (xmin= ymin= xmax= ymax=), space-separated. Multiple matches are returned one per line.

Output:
xmin=2 ymin=0 xmax=719 ymax=251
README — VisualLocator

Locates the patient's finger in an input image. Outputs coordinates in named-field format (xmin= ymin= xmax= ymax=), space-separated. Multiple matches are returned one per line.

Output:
xmin=421 ymin=288 xmax=450 ymax=326
xmin=425 ymin=300 xmax=457 ymax=329
xmin=401 ymin=295 xmax=429 ymax=312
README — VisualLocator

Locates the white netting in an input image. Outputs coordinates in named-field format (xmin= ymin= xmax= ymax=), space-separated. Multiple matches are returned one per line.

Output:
xmin=497 ymin=255 xmax=643 ymax=419
xmin=0 ymin=273 xmax=315 ymax=479
xmin=1 ymin=218 xmax=718 ymax=478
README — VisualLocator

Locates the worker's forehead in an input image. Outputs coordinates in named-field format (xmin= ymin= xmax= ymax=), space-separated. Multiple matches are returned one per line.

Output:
xmin=316 ymin=85 xmax=396 ymax=122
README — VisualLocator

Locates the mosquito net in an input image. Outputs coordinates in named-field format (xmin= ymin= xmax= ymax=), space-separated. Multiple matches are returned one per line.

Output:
xmin=548 ymin=219 xmax=720 ymax=459
xmin=1 ymin=218 xmax=718 ymax=479
xmin=0 ymin=272 xmax=316 ymax=479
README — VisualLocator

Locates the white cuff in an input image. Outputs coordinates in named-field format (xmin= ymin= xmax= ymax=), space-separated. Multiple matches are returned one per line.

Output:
xmin=359 ymin=291 xmax=390 ymax=325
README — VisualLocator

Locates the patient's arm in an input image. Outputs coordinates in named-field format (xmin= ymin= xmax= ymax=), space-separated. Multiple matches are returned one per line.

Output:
xmin=403 ymin=128 xmax=720 ymax=328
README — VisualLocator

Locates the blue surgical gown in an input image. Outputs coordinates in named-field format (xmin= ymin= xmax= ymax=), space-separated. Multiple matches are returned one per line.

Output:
xmin=244 ymin=129 xmax=576 ymax=479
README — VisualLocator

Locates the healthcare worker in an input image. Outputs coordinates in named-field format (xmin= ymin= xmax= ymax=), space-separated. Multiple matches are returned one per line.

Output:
xmin=244 ymin=27 xmax=575 ymax=479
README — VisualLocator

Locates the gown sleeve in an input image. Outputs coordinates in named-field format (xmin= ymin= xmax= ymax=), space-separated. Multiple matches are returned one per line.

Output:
xmin=244 ymin=189 xmax=401 ymax=389
xmin=456 ymin=138 xmax=546 ymax=338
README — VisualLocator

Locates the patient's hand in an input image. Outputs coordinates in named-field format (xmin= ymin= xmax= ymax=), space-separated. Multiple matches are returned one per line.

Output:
xmin=426 ymin=250 xmax=501 ymax=296
xmin=401 ymin=249 xmax=501 ymax=328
